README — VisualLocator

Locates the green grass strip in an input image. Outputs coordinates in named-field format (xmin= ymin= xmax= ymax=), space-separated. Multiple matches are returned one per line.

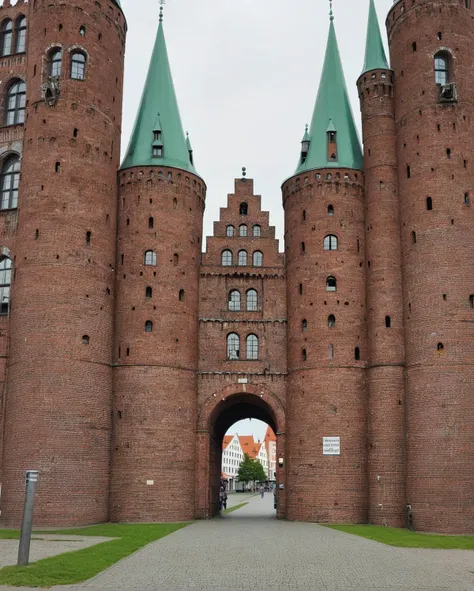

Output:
xmin=0 ymin=529 xmax=20 ymax=540
xmin=223 ymin=502 xmax=248 ymax=515
xmin=0 ymin=523 xmax=189 ymax=587
xmin=326 ymin=524 xmax=474 ymax=549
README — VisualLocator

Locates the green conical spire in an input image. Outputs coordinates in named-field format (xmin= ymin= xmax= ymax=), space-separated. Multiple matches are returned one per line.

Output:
xmin=362 ymin=0 xmax=389 ymax=73
xmin=295 ymin=17 xmax=363 ymax=174
xmin=121 ymin=15 xmax=198 ymax=175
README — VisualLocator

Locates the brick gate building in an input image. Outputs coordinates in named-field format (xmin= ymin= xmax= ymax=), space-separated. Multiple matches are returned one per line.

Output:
xmin=0 ymin=0 xmax=473 ymax=533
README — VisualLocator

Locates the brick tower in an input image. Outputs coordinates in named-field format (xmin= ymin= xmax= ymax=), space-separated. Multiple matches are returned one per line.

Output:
xmin=2 ymin=0 xmax=126 ymax=526
xmin=387 ymin=0 xmax=474 ymax=533
xmin=357 ymin=0 xmax=406 ymax=527
xmin=282 ymin=11 xmax=368 ymax=523
xmin=110 ymin=8 xmax=206 ymax=522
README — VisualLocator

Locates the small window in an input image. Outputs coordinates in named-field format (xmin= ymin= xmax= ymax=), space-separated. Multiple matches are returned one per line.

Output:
xmin=6 ymin=80 xmax=26 ymax=125
xmin=239 ymin=202 xmax=248 ymax=216
xmin=426 ymin=197 xmax=433 ymax=210
xmin=145 ymin=320 xmax=153 ymax=333
xmin=326 ymin=276 xmax=337 ymax=292
xmin=301 ymin=242 xmax=306 ymax=253
xmin=302 ymin=348 xmax=307 ymax=362
xmin=239 ymin=224 xmax=248 ymax=237
xmin=246 ymin=289 xmax=258 ymax=311
xmin=86 ymin=231 xmax=91 ymax=245
xmin=0 ymin=156 xmax=20 ymax=210
xmin=228 ymin=290 xmax=241 ymax=312
xmin=437 ymin=342 xmax=444 ymax=351
xmin=253 ymin=251 xmax=263 ymax=267
xmin=15 ymin=17 xmax=26 ymax=54
xmin=299 ymin=283 xmax=303 ymax=295
xmin=146 ymin=286 xmax=152 ymax=298
xmin=0 ymin=258 xmax=12 ymax=315
xmin=302 ymin=319 xmax=307 ymax=332
xmin=222 ymin=250 xmax=233 ymax=266
xmin=148 ymin=216 xmax=154 ymax=228
xmin=355 ymin=347 xmax=361 ymax=361
xmin=434 ymin=52 xmax=449 ymax=85
xmin=328 ymin=314 xmax=336 ymax=328
xmin=238 ymin=250 xmax=247 ymax=266
xmin=407 ymin=165 xmax=411 ymax=179
xmin=226 ymin=225 xmax=235 ymax=237
xmin=70 ymin=51 xmax=86 ymax=80
xmin=412 ymin=231 xmax=417 ymax=244
xmin=464 ymin=193 xmax=470 ymax=205
xmin=328 ymin=344 xmax=334 ymax=360
xmin=227 ymin=333 xmax=240 ymax=360
xmin=324 ymin=235 xmax=338 ymax=251
xmin=385 ymin=315 xmax=391 ymax=328
xmin=179 ymin=289 xmax=184 ymax=301
xmin=328 ymin=204 xmax=334 ymax=216
xmin=0 ymin=20 xmax=12 ymax=56
xmin=144 ymin=250 xmax=157 ymax=266
xmin=412 ymin=41 xmax=417 ymax=52
xmin=302 ymin=210 xmax=306 ymax=221
xmin=82 ymin=335 xmax=89 ymax=345
xmin=79 ymin=25 xmax=86 ymax=37
xmin=253 ymin=225 xmax=261 ymax=237
xmin=246 ymin=334 xmax=259 ymax=360
xmin=469 ymin=294 xmax=474 ymax=308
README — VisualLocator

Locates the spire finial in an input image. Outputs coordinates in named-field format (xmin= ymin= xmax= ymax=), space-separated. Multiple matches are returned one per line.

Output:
xmin=159 ymin=0 xmax=165 ymax=22
xmin=329 ymin=0 xmax=334 ymax=21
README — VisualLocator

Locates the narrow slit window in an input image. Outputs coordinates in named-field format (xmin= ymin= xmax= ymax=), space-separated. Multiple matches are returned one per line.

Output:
xmin=328 ymin=314 xmax=336 ymax=328
xmin=469 ymin=294 xmax=474 ymax=309
xmin=412 ymin=231 xmax=417 ymax=244
xmin=426 ymin=197 xmax=433 ymax=210
xmin=179 ymin=289 xmax=184 ymax=301
xmin=302 ymin=348 xmax=307 ymax=362
xmin=385 ymin=315 xmax=391 ymax=328
xmin=146 ymin=286 xmax=152 ymax=298
xmin=148 ymin=216 xmax=154 ymax=229
xmin=354 ymin=347 xmax=361 ymax=361
xmin=302 ymin=319 xmax=307 ymax=332
xmin=145 ymin=320 xmax=153 ymax=333
xmin=328 ymin=344 xmax=334 ymax=360
xmin=328 ymin=204 xmax=334 ymax=216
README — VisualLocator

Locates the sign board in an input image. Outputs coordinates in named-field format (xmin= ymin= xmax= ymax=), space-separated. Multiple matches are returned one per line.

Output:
xmin=323 ymin=437 xmax=340 ymax=456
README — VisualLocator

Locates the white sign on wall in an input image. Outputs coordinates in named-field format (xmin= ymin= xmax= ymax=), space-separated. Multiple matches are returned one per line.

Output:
xmin=323 ymin=437 xmax=341 ymax=456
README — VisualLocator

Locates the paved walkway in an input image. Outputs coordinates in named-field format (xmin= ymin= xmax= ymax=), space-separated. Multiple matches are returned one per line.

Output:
xmin=1 ymin=495 xmax=473 ymax=590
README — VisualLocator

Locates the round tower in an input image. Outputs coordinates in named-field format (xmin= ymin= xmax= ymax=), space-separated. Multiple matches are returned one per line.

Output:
xmin=109 ymin=11 xmax=205 ymax=522
xmin=283 ymin=14 xmax=368 ymax=523
xmin=387 ymin=0 xmax=474 ymax=533
xmin=357 ymin=0 xmax=406 ymax=527
xmin=2 ymin=0 xmax=126 ymax=526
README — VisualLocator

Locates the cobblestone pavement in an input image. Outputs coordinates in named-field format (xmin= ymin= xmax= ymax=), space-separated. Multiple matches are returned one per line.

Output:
xmin=1 ymin=495 xmax=473 ymax=590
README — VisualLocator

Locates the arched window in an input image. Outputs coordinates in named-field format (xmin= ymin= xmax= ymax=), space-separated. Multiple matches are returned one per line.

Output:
xmin=227 ymin=333 xmax=240 ymax=360
xmin=0 ymin=20 xmax=12 ymax=56
xmin=145 ymin=320 xmax=153 ymax=333
xmin=328 ymin=204 xmax=334 ymax=216
xmin=145 ymin=286 xmax=152 ymax=298
xmin=15 ymin=17 xmax=26 ymax=53
xmin=253 ymin=251 xmax=263 ymax=267
xmin=437 ymin=342 xmax=444 ymax=351
xmin=324 ymin=235 xmax=338 ymax=251
xmin=49 ymin=49 xmax=62 ymax=77
xmin=226 ymin=225 xmax=235 ymax=237
xmin=426 ymin=197 xmax=433 ymax=210
xmin=328 ymin=314 xmax=336 ymax=328
xmin=238 ymin=250 xmax=247 ymax=266
xmin=148 ymin=216 xmax=154 ymax=229
xmin=239 ymin=224 xmax=248 ymax=237
xmin=179 ymin=289 xmax=185 ymax=301
xmin=246 ymin=334 xmax=259 ymax=360
xmin=239 ymin=202 xmax=248 ymax=215
xmin=253 ymin=225 xmax=261 ymax=237
xmin=0 ymin=258 xmax=12 ymax=315
xmin=434 ymin=52 xmax=449 ymax=85
xmin=228 ymin=290 xmax=241 ymax=311
xmin=6 ymin=80 xmax=26 ymax=125
xmin=144 ymin=250 xmax=157 ymax=266
xmin=385 ymin=315 xmax=391 ymax=328
xmin=302 ymin=319 xmax=307 ymax=332
xmin=70 ymin=51 xmax=86 ymax=80
xmin=326 ymin=276 xmax=337 ymax=292
xmin=246 ymin=289 xmax=258 ymax=311
xmin=1 ymin=156 xmax=20 ymax=210
xmin=222 ymin=250 xmax=233 ymax=266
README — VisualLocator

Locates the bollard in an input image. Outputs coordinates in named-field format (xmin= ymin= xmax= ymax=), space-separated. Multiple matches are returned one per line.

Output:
xmin=17 ymin=470 xmax=39 ymax=566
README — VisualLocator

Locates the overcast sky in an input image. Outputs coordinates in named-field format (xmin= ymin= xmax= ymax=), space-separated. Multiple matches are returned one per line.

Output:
xmin=119 ymin=0 xmax=393 ymax=441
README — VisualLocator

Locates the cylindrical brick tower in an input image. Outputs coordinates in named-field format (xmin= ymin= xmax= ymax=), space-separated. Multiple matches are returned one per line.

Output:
xmin=283 ymin=15 xmax=368 ymax=523
xmin=357 ymin=0 xmax=406 ymax=527
xmin=387 ymin=0 xmax=474 ymax=533
xmin=109 ymin=11 xmax=205 ymax=522
xmin=2 ymin=0 xmax=126 ymax=526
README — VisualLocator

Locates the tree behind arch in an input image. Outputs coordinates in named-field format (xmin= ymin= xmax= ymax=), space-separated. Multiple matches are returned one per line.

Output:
xmin=237 ymin=453 xmax=267 ymax=484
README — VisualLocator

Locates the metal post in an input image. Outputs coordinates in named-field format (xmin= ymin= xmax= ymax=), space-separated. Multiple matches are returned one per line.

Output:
xmin=17 ymin=470 xmax=39 ymax=566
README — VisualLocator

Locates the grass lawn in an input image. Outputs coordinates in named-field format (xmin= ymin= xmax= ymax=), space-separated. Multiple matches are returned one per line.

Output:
xmin=326 ymin=524 xmax=474 ymax=549
xmin=223 ymin=502 xmax=248 ymax=515
xmin=0 ymin=522 xmax=189 ymax=587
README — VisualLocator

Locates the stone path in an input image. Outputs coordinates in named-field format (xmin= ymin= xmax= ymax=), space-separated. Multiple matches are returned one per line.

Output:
xmin=1 ymin=495 xmax=473 ymax=590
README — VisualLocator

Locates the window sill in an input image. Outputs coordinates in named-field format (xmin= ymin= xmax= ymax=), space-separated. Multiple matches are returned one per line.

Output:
xmin=0 ymin=207 xmax=18 ymax=213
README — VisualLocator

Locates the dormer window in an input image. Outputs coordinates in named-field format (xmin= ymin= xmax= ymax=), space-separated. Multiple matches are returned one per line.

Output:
xmin=152 ymin=129 xmax=163 ymax=158
xmin=327 ymin=122 xmax=337 ymax=161
xmin=301 ymin=124 xmax=310 ymax=165
xmin=152 ymin=146 xmax=163 ymax=158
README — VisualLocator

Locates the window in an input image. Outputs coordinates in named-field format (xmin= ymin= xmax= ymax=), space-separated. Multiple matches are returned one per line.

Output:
xmin=246 ymin=289 xmax=258 ymax=311
xmin=328 ymin=344 xmax=334 ymax=360
xmin=226 ymin=225 xmax=235 ymax=237
xmin=239 ymin=202 xmax=248 ymax=215
xmin=228 ymin=290 xmax=241 ymax=311
xmin=71 ymin=51 xmax=86 ymax=80
xmin=426 ymin=197 xmax=433 ymax=210
xmin=328 ymin=314 xmax=336 ymax=328
xmin=222 ymin=250 xmax=232 ymax=266
xmin=434 ymin=53 xmax=449 ymax=85
xmin=385 ymin=315 xmax=391 ymax=328
xmin=253 ymin=225 xmax=261 ymax=237
xmin=412 ymin=231 xmax=417 ymax=244
xmin=179 ymin=289 xmax=184 ymax=301
xmin=301 ymin=242 xmax=306 ymax=253
xmin=437 ymin=342 xmax=444 ymax=351
xmin=324 ymin=235 xmax=338 ymax=251
xmin=355 ymin=347 xmax=361 ymax=361
xmin=250 ymin=251 xmax=263 ymax=267
xmin=302 ymin=210 xmax=306 ymax=221
xmin=48 ymin=49 xmax=62 ymax=77
xmin=239 ymin=224 xmax=248 ymax=237
xmin=246 ymin=334 xmax=259 ymax=360
xmin=82 ymin=335 xmax=89 ymax=345
xmin=146 ymin=286 xmax=152 ymax=298
xmin=1 ymin=156 xmax=20 ymax=210
xmin=6 ymin=80 xmax=26 ymax=125
xmin=302 ymin=319 xmax=307 ymax=332
xmin=0 ymin=258 xmax=11 ymax=315
xmin=0 ymin=20 xmax=12 ymax=56
xmin=227 ymin=333 xmax=240 ymax=360
xmin=15 ymin=17 xmax=26 ymax=53
xmin=79 ymin=25 xmax=86 ymax=37
xmin=148 ymin=216 xmax=154 ymax=229
xmin=469 ymin=295 xmax=474 ymax=308
xmin=145 ymin=320 xmax=153 ymax=333
xmin=302 ymin=348 xmax=307 ymax=362
xmin=144 ymin=250 xmax=157 ymax=266
xmin=238 ymin=250 xmax=247 ymax=266
xmin=326 ymin=276 xmax=337 ymax=292
xmin=328 ymin=204 xmax=334 ymax=216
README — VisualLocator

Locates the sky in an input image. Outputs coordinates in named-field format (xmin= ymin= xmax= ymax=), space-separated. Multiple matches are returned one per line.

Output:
xmin=119 ymin=0 xmax=394 ymax=440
